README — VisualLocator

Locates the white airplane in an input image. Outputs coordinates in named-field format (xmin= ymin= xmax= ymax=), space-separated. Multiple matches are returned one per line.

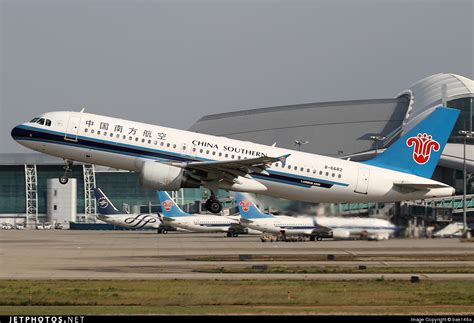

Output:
xmin=11 ymin=106 xmax=458 ymax=213
xmin=157 ymin=191 xmax=260 ymax=236
xmin=432 ymin=222 xmax=465 ymax=238
xmin=236 ymin=193 xmax=398 ymax=241
xmin=94 ymin=187 xmax=168 ymax=232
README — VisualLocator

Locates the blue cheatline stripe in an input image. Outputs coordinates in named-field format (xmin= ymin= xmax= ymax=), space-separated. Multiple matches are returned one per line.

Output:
xmin=277 ymin=225 xmax=396 ymax=230
xmin=199 ymin=224 xmax=232 ymax=227
xmin=13 ymin=125 xmax=350 ymax=189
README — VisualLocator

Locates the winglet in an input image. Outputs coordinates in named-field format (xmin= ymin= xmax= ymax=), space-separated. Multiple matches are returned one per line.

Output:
xmin=277 ymin=154 xmax=291 ymax=167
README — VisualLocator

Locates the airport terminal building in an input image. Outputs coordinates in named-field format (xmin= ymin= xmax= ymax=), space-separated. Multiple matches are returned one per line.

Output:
xmin=1 ymin=73 xmax=473 ymax=227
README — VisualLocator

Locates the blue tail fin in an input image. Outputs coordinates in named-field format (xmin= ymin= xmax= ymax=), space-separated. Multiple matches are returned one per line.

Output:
xmin=364 ymin=107 xmax=460 ymax=178
xmin=236 ymin=193 xmax=273 ymax=219
xmin=94 ymin=188 xmax=121 ymax=215
xmin=156 ymin=191 xmax=190 ymax=217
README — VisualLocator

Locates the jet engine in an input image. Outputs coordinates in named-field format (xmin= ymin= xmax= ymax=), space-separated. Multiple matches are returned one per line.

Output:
xmin=139 ymin=161 xmax=200 ymax=191
xmin=332 ymin=229 xmax=351 ymax=239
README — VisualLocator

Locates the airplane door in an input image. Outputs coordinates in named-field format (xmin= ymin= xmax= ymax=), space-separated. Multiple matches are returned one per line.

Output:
xmin=354 ymin=168 xmax=370 ymax=194
xmin=64 ymin=116 xmax=81 ymax=142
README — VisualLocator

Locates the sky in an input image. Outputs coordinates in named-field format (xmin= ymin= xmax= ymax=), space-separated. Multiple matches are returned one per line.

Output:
xmin=1 ymin=0 xmax=473 ymax=153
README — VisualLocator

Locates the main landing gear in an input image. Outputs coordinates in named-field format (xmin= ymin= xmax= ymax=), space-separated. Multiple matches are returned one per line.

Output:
xmin=59 ymin=159 xmax=73 ymax=185
xmin=204 ymin=193 xmax=223 ymax=214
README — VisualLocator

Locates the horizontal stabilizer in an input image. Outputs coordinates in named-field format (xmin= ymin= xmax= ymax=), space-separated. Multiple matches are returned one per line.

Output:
xmin=393 ymin=181 xmax=449 ymax=190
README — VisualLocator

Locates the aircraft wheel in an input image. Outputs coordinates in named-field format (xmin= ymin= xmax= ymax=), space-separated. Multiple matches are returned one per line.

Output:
xmin=205 ymin=199 xmax=222 ymax=214
xmin=59 ymin=176 xmax=69 ymax=185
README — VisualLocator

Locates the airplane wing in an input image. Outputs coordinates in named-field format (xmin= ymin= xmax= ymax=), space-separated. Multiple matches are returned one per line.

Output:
xmin=393 ymin=181 xmax=449 ymax=190
xmin=309 ymin=224 xmax=332 ymax=235
xmin=169 ymin=154 xmax=291 ymax=184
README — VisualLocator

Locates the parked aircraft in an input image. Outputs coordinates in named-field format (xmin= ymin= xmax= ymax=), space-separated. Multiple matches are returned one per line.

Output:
xmin=12 ymin=107 xmax=458 ymax=213
xmin=432 ymin=222 xmax=465 ymax=238
xmin=157 ymin=191 xmax=260 ymax=236
xmin=236 ymin=193 xmax=398 ymax=241
xmin=94 ymin=187 xmax=172 ymax=232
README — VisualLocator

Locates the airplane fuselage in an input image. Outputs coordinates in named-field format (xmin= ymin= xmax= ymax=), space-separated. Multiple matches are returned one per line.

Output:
xmin=164 ymin=215 xmax=240 ymax=233
xmin=97 ymin=213 xmax=161 ymax=230
xmin=11 ymin=111 xmax=454 ymax=203
xmin=242 ymin=215 xmax=397 ymax=240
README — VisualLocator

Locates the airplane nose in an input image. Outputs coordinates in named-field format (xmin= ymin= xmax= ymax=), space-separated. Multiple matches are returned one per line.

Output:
xmin=11 ymin=125 xmax=23 ymax=140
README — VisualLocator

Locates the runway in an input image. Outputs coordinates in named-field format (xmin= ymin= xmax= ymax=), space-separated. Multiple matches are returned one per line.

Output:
xmin=0 ymin=230 xmax=473 ymax=280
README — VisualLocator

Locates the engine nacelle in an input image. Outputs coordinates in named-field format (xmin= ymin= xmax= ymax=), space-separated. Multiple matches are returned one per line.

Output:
xmin=139 ymin=162 xmax=200 ymax=191
xmin=332 ymin=229 xmax=351 ymax=239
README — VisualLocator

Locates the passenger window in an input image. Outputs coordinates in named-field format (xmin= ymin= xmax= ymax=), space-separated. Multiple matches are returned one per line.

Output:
xmin=212 ymin=151 xmax=216 ymax=156
xmin=97 ymin=131 xmax=101 ymax=135
xmin=193 ymin=148 xmax=196 ymax=152
xmin=123 ymin=135 xmax=126 ymax=139
xmin=141 ymin=138 xmax=145 ymax=143
xmin=129 ymin=136 xmax=133 ymax=140
xmin=110 ymin=133 xmax=114 ymax=137
xmin=300 ymin=167 xmax=304 ymax=171
xmin=167 ymin=143 xmax=171 ymax=147
xmin=160 ymin=142 xmax=164 ymax=146
xmin=225 ymin=154 xmax=228 ymax=158
xmin=206 ymin=150 xmax=209 ymax=154
xmin=338 ymin=174 xmax=342 ymax=178
xmin=148 ymin=140 xmax=152 ymax=144
xmin=288 ymin=165 xmax=291 ymax=169
xmin=135 ymin=137 xmax=139 ymax=142
xmin=218 ymin=152 xmax=222 ymax=157
xmin=238 ymin=155 xmax=241 ymax=160
xmin=84 ymin=128 xmax=88 ymax=133
xmin=307 ymin=168 xmax=310 ymax=173
xmin=313 ymin=169 xmax=316 ymax=174
xmin=332 ymin=173 xmax=335 ymax=177
xmin=173 ymin=144 xmax=176 ymax=149
xmin=319 ymin=171 xmax=323 ymax=175
xmin=103 ymin=132 xmax=107 ymax=136
xmin=294 ymin=166 xmax=297 ymax=171
xmin=231 ymin=155 xmax=235 ymax=159
xmin=116 ymin=134 xmax=120 ymax=138
xmin=91 ymin=129 xmax=95 ymax=134
xmin=325 ymin=172 xmax=329 ymax=176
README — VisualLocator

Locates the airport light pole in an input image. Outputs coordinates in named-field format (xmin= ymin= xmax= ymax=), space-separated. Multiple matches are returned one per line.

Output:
xmin=459 ymin=130 xmax=474 ymax=237
xmin=370 ymin=135 xmax=386 ymax=215
xmin=370 ymin=135 xmax=386 ymax=157
xmin=294 ymin=140 xmax=309 ymax=151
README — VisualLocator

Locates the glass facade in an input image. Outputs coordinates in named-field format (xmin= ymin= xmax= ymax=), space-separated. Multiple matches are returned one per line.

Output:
xmin=448 ymin=97 xmax=473 ymax=143
xmin=0 ymin=166 xmax=26 ymax=213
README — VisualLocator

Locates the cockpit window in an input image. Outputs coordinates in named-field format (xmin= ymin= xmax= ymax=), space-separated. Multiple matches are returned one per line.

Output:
xmin=37 ymin=118 xmax=45 ymax=125
xmin=45 ymin=119 xmax=51 ymax=127
xmin=30 ymin=117 xmax=40 ymax=123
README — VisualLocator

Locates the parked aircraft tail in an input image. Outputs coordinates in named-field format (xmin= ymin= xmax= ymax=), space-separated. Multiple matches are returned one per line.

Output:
xmin=235 ymin=192 xmax=273 ymax=219
xmin=364 ymin=106 xmax=460 ymax=178
xmin=156 ymin=191 xmax=189 ymax=217
xmin=93 ymin=188 xmax=121 ymax=215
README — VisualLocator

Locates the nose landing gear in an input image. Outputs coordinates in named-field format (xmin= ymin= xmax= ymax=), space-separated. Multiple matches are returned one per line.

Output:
xmin=59 ymin=159 xmax=73 ymax=185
